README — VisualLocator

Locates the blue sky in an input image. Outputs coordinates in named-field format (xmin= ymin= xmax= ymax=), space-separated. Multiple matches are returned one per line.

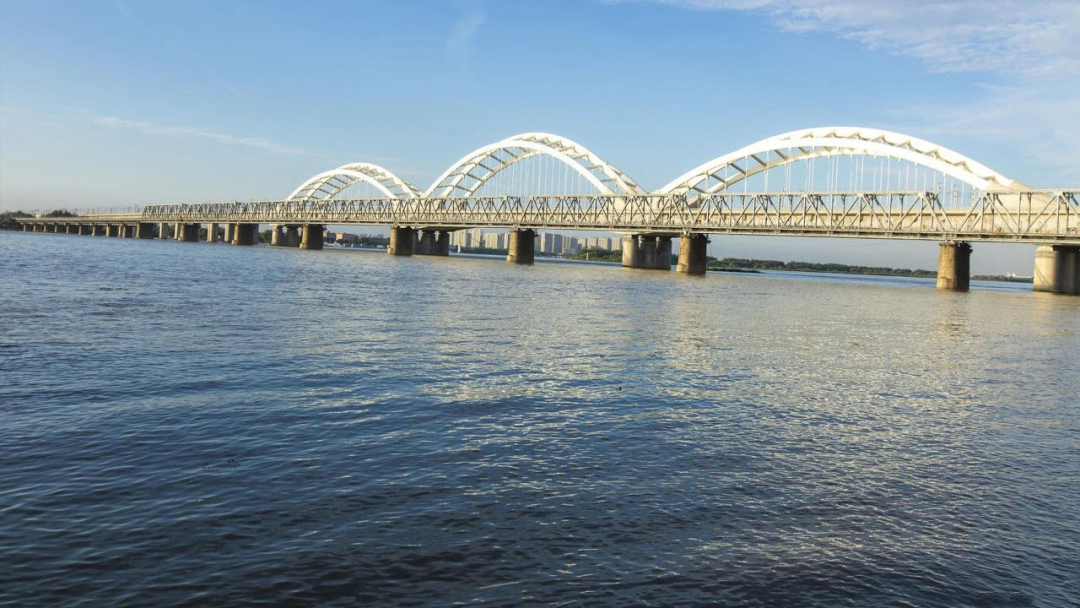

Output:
xmin=2 ymin=0 xmax=1077 ymax=273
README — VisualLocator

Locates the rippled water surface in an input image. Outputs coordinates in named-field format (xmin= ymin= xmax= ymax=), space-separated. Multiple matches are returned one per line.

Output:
xmin=2 ymin=232 xmax=1079 ymax=607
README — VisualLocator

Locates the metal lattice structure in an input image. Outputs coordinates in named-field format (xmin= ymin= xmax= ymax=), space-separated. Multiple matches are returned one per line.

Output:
xmin=110 ymin=190 xmax=1078 ymax=243
xmin=659 ymin=127 xmax=1020 ymax=204
xmin=424 ymin=132 xmax=646 ymax=197
xmin=287 ymin=162 xmax=422 ymax=201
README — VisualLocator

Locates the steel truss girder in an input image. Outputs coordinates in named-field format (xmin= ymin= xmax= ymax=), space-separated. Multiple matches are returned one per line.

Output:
xmin=90 ymin=190 xmax=1078 ymax=244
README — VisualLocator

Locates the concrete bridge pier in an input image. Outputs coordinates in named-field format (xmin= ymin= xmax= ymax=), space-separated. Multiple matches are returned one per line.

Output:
xmin=64 ymin=224 xmax=74 ymax=234
xmin=436 ymin=231 xmax=451 ymax=256
xmin=270 ymin=225 xmax=284 ymax=246
xmin=207 ymin=223 xmax=219 ymax=243
xmin=936 ymin=242 xmax=972 ymax=291
xmin=106 ymin=225 xmax=119 ymax=237
xmin=622 ymin=236 xmax=640 ymax=267
xmin=507 ymin=229 xmax=535 ymax=265
xmin=657 ymin=237 xmax=673 ymax=269
xmin=416 ymin=230 xmax=438 ymax=255
xmin=124 ymin=225 xmax=138 ymax=238
xmin=1034 ymin=246 xmax=1079 ymax=294
xmin=136 ymin=223 xmax=154 ymax=239
xmin=175 ymin=223 xmax=199 ymax=242
xmin=223 ymin=223 xmax=234 ymax=244
xmin=300 ymin=224 xmax=324 ymax=250
xmin=231 ymin=223 xmax=257 ymax=246
xmin=640 ymin=236 xmax=659 ymax=268
xmin=52 ymin=224 xmax=61 ymax=233
xmin=158 ymin=222 xmax=169 ymax=239
xmin=284 ymin=226 xmax=301 ymax=247
xmin=388 ymin=226 xmax=415 ymax=256
xmin=677 ymin=234 xmax=709 ymax=275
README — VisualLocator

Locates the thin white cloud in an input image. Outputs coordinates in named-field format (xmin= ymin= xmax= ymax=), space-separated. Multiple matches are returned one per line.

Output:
xmin=92 ymin=115 xmax=311 ymax=156
xmin=614 ymin=0 xmax=1080 ymax=182
xmin=622 ymin=0 xmax=1080 ymax=77
xmin=446 ymin=0 xmax=487 ymax=55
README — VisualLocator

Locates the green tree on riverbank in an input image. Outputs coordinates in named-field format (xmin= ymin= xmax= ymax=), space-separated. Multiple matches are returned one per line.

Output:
xmin=567 ymin=247 xmax=622 ymax=262
xmin=0 ymin=211 xmax=32 ymax=230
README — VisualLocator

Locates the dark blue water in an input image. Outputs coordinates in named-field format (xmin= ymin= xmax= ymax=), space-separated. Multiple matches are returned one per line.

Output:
xmin=2 ymin=231 xmax=1079 ymax=607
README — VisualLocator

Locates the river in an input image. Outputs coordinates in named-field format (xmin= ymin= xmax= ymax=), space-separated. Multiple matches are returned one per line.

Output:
xmin=2 ymin=231 xmax=1078 ymax=606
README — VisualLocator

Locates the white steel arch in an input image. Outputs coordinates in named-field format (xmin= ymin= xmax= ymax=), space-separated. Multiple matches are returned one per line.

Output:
xmin=425 ymin=132 xmax=646 ymax=197
xmin=288 ymin=162 xmax=422 ymax=201
xmin=660 ymin=127 xmax=1020 ymax=201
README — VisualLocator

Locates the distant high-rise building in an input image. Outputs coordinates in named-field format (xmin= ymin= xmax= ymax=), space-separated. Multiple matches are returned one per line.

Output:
xmin=539 ymin=232 xmax=558 ymax=254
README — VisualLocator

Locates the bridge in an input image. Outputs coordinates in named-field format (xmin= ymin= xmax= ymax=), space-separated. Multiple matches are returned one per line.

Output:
xmin=17 ymin=127 xmax=1080 ymax=295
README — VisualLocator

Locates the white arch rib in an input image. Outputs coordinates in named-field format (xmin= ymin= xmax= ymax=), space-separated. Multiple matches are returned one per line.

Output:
xmin=425 ymin=132 xmax=645 ymax=198
xmin=660 ymin=127 xmax=1018 ymax=198
xmin=288 ymin=162 xmax=421 ymax=201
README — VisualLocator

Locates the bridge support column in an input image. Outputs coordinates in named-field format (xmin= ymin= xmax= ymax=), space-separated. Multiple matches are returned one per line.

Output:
xmin=657 ymin=237 xmax=673 ymax=269
xmin=416 ymin=230 xmax=438 ymax=255
xmin=223 ymin=223 xmax=234 ymax=244
xmin=270 ymin=225 xmax=284 ymax=246
xmin=300 ymin=225 xmax=324 ymax=250
xmin=936 ymin=242 xmax=971 ymax=292
xmin=106 ymin=225 xmax=118 ymax=237
xmin=388 ymin=226 xmax=415 ymax=256
xmin=284 ymin=226 xmax=300 ymax=247
xmin=231 ymin=223 xmax=257 ymax=246
xmin=677 ymin=234 xmax=709 ymax=275
xmin=436 ymin=231 xmax=451 ymax=256
xmin=175 ymin=223 xmax=198 ymax=242
xmin=126 ymin=225 xmax=138 ymax=238
xmin=136 ymin=223 xmax=154 ymax=239
xmin=22 ymin=223 xmax=29 ymax=232
xmin=64 ymin=224 xmax=73 ymax=234
xmin=507 ymin=229 xmax=535 ymax=265
xmin=207 ymin=223 xmax=219 ymax=243
xmin=52 ymin=224 xmax=61 ymax=233
xmin=640 ymin=236 xmax=658 ymax=269
xmin=1034 ymin=246 xmax=1079 ymax=295
xmin=157 ymin=222 xmax=168 ymax=239
xmin=77 ymin=224 xmax=88 ymax=236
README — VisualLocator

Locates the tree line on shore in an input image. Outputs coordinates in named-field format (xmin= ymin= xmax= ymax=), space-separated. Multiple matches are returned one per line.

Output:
xmin=708 ymin=257 xmax=937 ymax=278
xmin=1 ymin=209 xmax=76 ymax=230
